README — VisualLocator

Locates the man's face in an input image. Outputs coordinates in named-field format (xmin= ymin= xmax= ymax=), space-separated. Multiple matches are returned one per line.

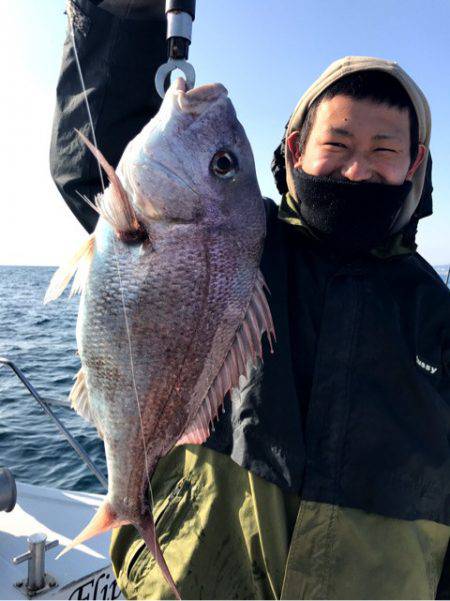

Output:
xmin=287 ymin=95 xmax=426 ymax=184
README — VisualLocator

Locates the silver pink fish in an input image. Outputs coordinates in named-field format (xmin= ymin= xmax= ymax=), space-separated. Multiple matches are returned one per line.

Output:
xmin=46 ymin=78 xmax=274 ymax=599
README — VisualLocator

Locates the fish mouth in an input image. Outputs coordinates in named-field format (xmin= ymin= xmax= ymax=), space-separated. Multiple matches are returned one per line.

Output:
xmin=173 ymin=78 xmax=228 ymax=115
xmin=173 ymin=77 xmax=187 ymax=93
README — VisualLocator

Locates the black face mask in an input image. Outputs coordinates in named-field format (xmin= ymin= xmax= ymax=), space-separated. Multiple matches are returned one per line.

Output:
xmin=292 ymin=169 xmax=413 ymax=254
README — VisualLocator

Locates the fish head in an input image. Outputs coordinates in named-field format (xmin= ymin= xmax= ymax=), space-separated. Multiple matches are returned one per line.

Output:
xmin=117 ymin=78 xmax=263 ymax=230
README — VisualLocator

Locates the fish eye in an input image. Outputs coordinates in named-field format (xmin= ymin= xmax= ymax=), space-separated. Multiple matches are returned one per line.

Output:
xmin=210 ymin=150 xmax=238 ymax=179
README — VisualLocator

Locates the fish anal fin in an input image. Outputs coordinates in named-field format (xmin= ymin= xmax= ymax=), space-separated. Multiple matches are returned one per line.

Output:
xmin=176 ymin=269 xmax=275 ymax=447
xmin=70 ymin=368 xmax=103 ymax=439
xmin=44 ymin=235 xmax=95 ymax=304
xmin=56 ymin=500 xmax=128 ymax=559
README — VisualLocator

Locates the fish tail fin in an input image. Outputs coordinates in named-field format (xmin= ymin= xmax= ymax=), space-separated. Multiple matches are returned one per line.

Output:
xmin=56 ymin=500 xmax=126 ymax=559
xmin=44 ymin=234 xmax=95 ymax=303
xmin=138 ymin=515 xmax=181 ymax=600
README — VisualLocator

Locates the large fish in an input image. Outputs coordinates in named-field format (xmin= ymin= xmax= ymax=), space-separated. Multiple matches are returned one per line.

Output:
xmin=45 ymin=78 xmax=274 ymax=599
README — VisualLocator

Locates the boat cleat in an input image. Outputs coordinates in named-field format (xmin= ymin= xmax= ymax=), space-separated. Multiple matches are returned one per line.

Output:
xmin=12 ymin=533 xmax=59 ymax=598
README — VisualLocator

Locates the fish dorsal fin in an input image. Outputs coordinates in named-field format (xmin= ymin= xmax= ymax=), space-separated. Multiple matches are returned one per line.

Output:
xmin=176 ymin=270 xmax=275 ymax=446
xmin=44 ymin=235 xmax=95 ymax=303
xmin=70 ymin=368 xmax=104 ymax=439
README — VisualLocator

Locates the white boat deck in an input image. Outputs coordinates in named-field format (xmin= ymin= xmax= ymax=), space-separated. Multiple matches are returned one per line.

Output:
xmin=0 ymin=481 xmax=122 ymax=600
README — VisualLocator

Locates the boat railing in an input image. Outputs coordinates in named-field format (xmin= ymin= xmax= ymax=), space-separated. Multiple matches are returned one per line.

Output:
xmin=0 ymin=357 xmax=107 ymax=489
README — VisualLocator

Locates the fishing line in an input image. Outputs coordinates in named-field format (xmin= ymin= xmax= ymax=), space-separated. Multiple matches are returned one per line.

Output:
xmin=69 ymin=9 xmax=156 ymax=542
xmin=69 ymin=15 xmax=105 ymax=194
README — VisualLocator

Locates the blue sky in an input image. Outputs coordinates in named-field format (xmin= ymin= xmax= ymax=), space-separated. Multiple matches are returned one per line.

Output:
xmin=1 ymin=0 xmax=449 ymax=264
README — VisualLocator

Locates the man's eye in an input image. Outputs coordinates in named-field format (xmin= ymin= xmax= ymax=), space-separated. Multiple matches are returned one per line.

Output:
xmin=324 ymin=142 xmax=347 ymax=148
xmin=374 ymin=148 xmax=396 ymax=153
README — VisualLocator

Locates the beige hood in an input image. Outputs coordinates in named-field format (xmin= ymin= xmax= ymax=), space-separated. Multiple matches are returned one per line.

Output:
xmin=285 ymin=56 xmax=432 ymax=228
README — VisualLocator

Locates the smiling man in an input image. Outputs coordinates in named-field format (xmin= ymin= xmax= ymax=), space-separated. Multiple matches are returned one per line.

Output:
xmin=51 ymin=3 xmax=450 ymax=597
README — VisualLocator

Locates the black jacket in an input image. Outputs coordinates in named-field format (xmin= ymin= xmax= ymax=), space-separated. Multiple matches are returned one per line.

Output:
xmin=207 ymin=198 xmax=450 ymax=525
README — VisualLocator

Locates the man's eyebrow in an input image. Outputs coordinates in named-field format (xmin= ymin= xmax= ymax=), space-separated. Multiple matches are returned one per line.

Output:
xmin=372 ymin=133 xmax=401 ymax=141
xmin=327 ymin=126 xmax=353 ymax=137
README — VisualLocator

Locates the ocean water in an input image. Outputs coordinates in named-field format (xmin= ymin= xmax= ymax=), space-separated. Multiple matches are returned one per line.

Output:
xmin=0 ymin=266 xmax=106 ymax=494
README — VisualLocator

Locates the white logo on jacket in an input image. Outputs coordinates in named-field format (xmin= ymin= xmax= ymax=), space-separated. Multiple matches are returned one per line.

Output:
xmin=416 ymin=355 xmax=438 ymax=375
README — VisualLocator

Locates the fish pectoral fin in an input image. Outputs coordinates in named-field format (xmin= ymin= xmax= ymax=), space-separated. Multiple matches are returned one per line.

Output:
xmin=70 ymin=368 xmax=104 ymax=439
xmin=175 ymin=413 xmax=211 ymax=446
xmin=76 ymin=130 xmax=145 ymax=240
xmin=176 ymin=269 xmax=276 ymax=447
xmin=56 ymin=500 xmax=127 ymax=559
xmin=44 ymin=234 xmax=95 ymax=303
